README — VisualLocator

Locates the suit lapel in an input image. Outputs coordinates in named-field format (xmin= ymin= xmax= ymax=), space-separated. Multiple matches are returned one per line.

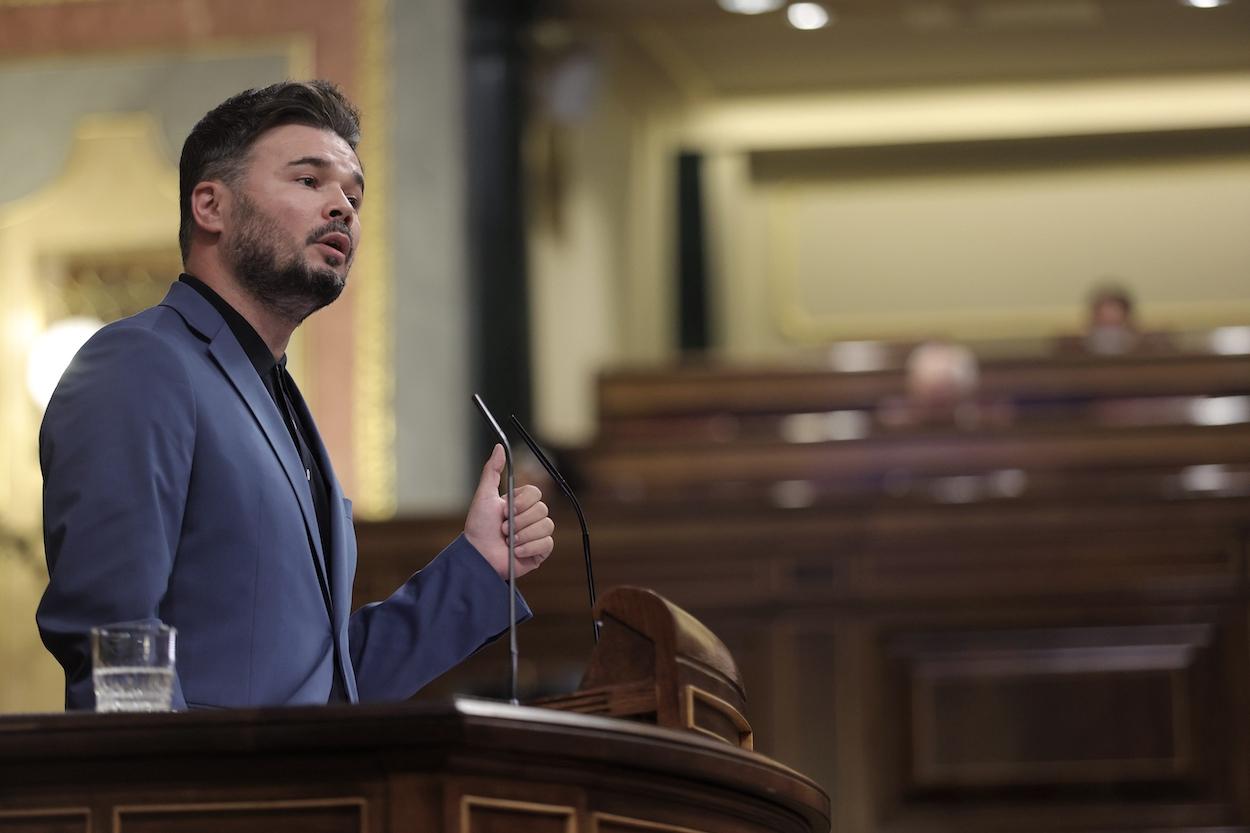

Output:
xmin=160 ymin=283 xmax=333 ymax=612
xmin=285 ymin=377 xmax=360 ymax=703
xmin=284 ymin=378 xmax=351 ymax=632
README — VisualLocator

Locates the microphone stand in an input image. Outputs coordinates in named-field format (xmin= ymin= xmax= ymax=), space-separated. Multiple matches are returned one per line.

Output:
xmin=509 ymin=415 xmax=599 ymax=644
xmin=471 ymin=394 xmax=519 ymax=705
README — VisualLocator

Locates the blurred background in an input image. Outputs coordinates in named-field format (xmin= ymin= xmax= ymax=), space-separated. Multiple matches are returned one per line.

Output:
xmin=2 ymin=0 xmax=1250 ymax=829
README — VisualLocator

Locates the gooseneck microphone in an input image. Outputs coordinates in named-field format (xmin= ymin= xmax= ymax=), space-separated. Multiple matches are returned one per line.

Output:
xmin=508 ymin=414 xmax=600 ymax=645
xmin=471 ymin=394 xmax=519 ymax=705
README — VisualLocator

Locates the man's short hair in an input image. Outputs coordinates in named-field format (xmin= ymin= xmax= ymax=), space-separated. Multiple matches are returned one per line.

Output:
xmin=1088 ymin=282 xmax=1134 ymax=317
xmin=178 ymin=80 xmax=361 ymax=261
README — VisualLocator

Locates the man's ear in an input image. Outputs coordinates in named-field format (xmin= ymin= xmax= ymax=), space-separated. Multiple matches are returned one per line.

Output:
xmin=189 ymin=181 xmax=228 ymax=237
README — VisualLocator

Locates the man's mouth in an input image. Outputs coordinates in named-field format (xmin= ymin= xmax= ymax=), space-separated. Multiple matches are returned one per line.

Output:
xmin=314 ymin=232 xmax=352 ymax=259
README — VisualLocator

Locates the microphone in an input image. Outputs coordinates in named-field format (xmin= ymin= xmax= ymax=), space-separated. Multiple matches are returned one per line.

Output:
xmin=471 ymin=394 xmax=519 ymax=705
xmin=508 ymin=414 xmax=599 ymax=644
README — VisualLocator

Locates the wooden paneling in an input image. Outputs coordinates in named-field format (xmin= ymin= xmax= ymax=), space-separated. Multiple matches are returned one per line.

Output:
xmin=867 ymin=607 xmax=1248 ymax=833
xmin=114 ymin=800 xmax=366 ymax=833
xmin=385 ymin=507 xmax=1250 ymax=831
xmin=459 ymin=797 xmax=575 ymax=833
xmin=593 ymin=814 xmax=712 ymax=833
xmin=0 ymin=810 xmax=88 ymax=833
xmin=894 ymin=625 xmax=1210 ymax=788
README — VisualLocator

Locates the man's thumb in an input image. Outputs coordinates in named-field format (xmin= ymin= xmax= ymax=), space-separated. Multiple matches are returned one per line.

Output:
xmin=474 ymin=443 xmax=505 ymax=498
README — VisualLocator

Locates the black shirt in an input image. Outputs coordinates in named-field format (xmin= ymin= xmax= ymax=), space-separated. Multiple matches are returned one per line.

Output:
xmin=179 ymin=275 xmax=347 ymax=702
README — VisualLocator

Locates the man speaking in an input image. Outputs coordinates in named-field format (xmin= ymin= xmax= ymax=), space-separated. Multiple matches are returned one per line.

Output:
xmin=36 ymin=80 xmax=554 ymax=710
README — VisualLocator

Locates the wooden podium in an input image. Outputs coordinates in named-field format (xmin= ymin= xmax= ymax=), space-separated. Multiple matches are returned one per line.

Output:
xmin=0 ymin=698 xmax=828 ymax=833
xmin=535 ymin=586 xmax=755 ymax=751
xmin=0 ymin=589 xmax=828 ymax=832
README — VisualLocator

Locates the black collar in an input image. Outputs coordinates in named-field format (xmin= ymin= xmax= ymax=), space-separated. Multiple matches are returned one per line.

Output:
xmin=179 ymin=274 xmax=282 ymax=378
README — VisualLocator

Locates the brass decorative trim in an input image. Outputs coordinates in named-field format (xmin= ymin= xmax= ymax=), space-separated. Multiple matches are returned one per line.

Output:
xmin=591 ymin=813 xmax=710 ymax=833
xmin=459 ymin=796 xmax=577 ymax=833
xmin=112 ymin=797 xmax=366 ymax=833
xmin=352 ymin=0 xmax=395 ymax=518
xmin=0 ymin=807 xmax=91 ymax=832
xmin=681 ymin=684 xmax=753 ymax=751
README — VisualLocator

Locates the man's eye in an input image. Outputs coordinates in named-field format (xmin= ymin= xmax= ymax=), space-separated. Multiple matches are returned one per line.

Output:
xmin=298 ymin=176 xmax=317 ymax=187
xmin=348 ymin=197 xmax=362 ymax=209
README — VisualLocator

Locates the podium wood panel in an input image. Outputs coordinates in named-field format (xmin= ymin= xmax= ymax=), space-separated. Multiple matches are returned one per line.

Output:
xmin=115 ymin=800 xmax=366 ymax=833
xmin=0 ymin=700 xmax=829 ymax=833
xmin=0 ymin=810 xmax=89 ymax=833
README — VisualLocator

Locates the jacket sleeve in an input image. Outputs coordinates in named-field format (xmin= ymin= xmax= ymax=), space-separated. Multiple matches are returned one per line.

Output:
xmin=36 ymin=324 xmax=195 ymax=711
xmin=347 ymin=534 xmax=531 ymax=702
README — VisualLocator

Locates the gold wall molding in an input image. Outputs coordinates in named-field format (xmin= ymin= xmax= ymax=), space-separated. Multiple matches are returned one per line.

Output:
xmin=682 ymin=72 xmax=1250 ymax=152
xmin=352 ymin=0 xmax=395 ymax=518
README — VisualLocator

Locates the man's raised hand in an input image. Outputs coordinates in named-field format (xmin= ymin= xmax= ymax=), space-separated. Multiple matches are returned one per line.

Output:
xmin=463 ymin=444 xmax=555 ymax=580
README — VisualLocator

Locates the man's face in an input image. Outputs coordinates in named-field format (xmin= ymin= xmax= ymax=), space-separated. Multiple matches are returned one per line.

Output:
xmin=1091 ymin=298 xmax=1131 ymax=330
xmin=222 ymin=123 xmax=364 ymax=323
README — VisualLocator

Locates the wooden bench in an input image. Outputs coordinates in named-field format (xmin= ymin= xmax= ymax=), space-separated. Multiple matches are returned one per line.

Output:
xmin=572 ymin=421 xmax=1250 ymax=503
xmin=599 ymin=351 xmax=1250 ymax=424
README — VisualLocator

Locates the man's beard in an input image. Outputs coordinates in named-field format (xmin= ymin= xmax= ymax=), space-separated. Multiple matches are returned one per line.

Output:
xmin=225 ymin=194 xmax=349 ymax=326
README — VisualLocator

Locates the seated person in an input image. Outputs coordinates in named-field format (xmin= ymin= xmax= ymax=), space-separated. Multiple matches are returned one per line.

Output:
xmin=1084 ymin=283 xmax=1139 ymax=355
xmin=1055 ymin=281 xmax=1173 ymax=356
xmin=878 ymin=340 xmax=1011 ymax=429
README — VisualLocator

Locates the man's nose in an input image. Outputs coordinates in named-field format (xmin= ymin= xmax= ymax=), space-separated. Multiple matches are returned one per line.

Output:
xmin=326 ymin=193 xmax=355 ymax=224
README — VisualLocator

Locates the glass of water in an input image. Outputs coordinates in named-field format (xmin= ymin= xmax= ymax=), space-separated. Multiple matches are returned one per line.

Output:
xmin=90 ymin=621 xmax=176 ymax=712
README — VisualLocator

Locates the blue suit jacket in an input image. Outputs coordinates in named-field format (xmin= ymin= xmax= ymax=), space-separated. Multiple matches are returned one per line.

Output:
xmin=37 ymin=281 xmax=526 ymax=710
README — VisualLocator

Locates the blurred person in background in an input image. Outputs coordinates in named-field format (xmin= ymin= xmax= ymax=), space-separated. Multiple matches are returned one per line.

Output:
xmin=1084 ymin=283 xmax=1139 ymax=355
xmin=879 ymin=340 xmax=1011 ymax=430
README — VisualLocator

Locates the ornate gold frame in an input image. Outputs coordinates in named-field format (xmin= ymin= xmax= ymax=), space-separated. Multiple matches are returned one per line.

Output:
xmin=0 ymin=8 xmax=395 ymax=516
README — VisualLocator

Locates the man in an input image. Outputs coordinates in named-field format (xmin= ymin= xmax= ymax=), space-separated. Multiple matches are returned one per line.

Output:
xmin=1084 ymin=283 xmax=1138 ymax=355
xmin=37 ymin=80 xmax=554 ymax=710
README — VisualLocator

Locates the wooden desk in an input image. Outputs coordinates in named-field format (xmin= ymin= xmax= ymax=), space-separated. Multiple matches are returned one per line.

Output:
xmin=573 ymin=422 xmax=1250 ymax=503
xmin=0 ymin=699 xmax=830 ymax=833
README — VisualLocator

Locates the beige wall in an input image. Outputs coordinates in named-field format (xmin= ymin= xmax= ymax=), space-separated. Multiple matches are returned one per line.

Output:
xmin=723 ymin=145 xmax=1250 ymax=351
xmin=390 ymin=0 xmax=476 ymax=511
xmin=528 ymin=33 xmax=687 ymax=444
xmin=527 ymin=65 xmax=1250 ymax=442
